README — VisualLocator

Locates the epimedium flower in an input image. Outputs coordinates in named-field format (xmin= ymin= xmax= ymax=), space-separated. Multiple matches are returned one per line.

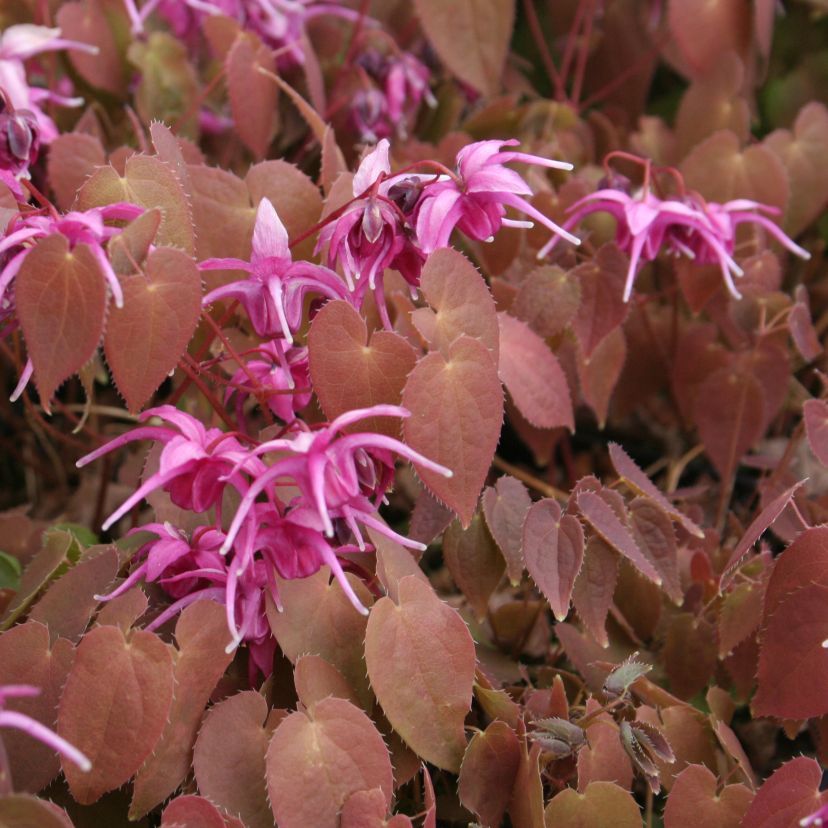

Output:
xmin=315 ymin=139 xmax=425 ymax=327
xmin=201 ymin=198 xmax=351 ymax=372
xmin=538 ymin=157 xmax=811 ymax=301
xmin=224 ymin=342 xmax=311 ymax=426
xmin=0 ymin=25 xmax=98 ymax=143
xmin=0 ymin=684 xmax=91 ymax=772
xmin=76 ymin=405 xmax=266 ymax=531
xmin=0 ymin=100 xmax=39 ymax=199
xmin=0 ymin=202 xmax=146 ymax=311
xmin=802 ymin=804 xmax=828 ymax=827
xmin=414 ymin=138 xmax=579 ymax=254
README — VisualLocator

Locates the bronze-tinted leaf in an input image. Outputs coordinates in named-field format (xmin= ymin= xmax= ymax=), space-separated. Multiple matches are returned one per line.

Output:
xmin=0 ymin=794 xmax=74 ymax=828
xmin=522 ymin=498 xmax=584 ymax=622
xmin=663 ymin=613 xmax=717 ymax=700
xmin=739 ymin=756 xmax=827 ymax=828
xmin=193 ymin=691 xmax=274 ymax=828
xmin=402 ymin=335 xmax=503 ymax=526
xmin=576 ymin=326 xmax=627 ymax=428
xmin=47 ymin=133 xmax=107 ymax=210
xmin=694 ymin=367 xmax=765 ymax=481
xmin=570 ymin=244 xmax=630 ymax=358
xmin=443 ymin=515 xmax=504 ymax=621
xmin=308 ymin=300 xmax=417 ymax=438
xmin=718 ymin=581 xmax=763 ymax=657
xmin=571 ymin=537 xmax=619 ymax=647
xmin=412 ymin=248 xmax=499 ymax=358
xmin=365 ymin=576 xmax=475 ymax=772
xmin=15 ymin=236 xmax=107 ymax=413
xmin=664 ymin=763 xmax=753 ymax=828
xmin=763 ymin=526 xmax=828 ymax=619
xmin=497 ymin=313 xmax=574 ymax=430
xmin=482 ymin=476 xmax=531 ymax=585
xmin=0 ymin=623 xmax=74 ymax=792
xmin=265 ymin=697 xmax=393 ymax=828
xmin=512 ymin=265 xmax=580 ymax=338
xmin=804 ymin=399 xmax=828 ymax=467
xmin=161 ymin=795 xmax=227 ymax=828
xmin=58 ymin=625 xmax=175 ymax=804
xmin=412 ymin=0 xmax=515 ymax=96
xmin=104 ymin=247 xmax=202 ymax=411
xmin=544 ymin=781 xmax=643 ymax=827
xmin=628 ymin=500 xmax=682 ymax=604
xmin=577 ymin=701 xmax=634 ymax=792
xmin=459 ymin=721 xmax=520 ymax=828
xmin=293 ymin=654 xmax=359 ymax=708
xmin=131 ymin=601 xmax=234 ymax=818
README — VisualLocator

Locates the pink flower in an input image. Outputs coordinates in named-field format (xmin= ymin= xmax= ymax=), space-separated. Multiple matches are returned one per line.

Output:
xmin=0 ymin=684 xmax=91 ymax=772
xmin=802 ymin=804 xmax=828 ymax=827
xmin=76 ymin=405 xmax=265 ymax=531
xmin=202 ymin=198 xmax=351 ymax=369
xmin=315 ymin=139 xmax=424 ymax=327
xmin=0 ymin=202 xmax=145 ymax=311
xmin=219 ymin=404 xmax=452 ymax=556
xmin=0 ymin=102 xmax=39 ymax=181
xmin=224 ymin=342 xmax=311 ymax=425
xmin=0 ymin=25 xmax=98 ymax=142
xmin=539 ymin=186 xmax=810 ymax=301
xmin=414 ymin=139 xmax=579 ymax=254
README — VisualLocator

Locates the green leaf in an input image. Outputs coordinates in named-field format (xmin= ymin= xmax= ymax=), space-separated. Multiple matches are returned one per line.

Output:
xmin=0 ymin=551 xmax=21 ymax=592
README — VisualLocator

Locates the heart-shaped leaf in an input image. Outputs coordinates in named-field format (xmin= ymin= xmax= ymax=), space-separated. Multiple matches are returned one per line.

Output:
xmin=482 ymin=475 xmax=531 ymax=585
xmin=104 ymin=246 xmax=202 ymax=411
xmin=365 ymin=575 xmax=475 ymax=772
xmin=266 ymin=697 xmax=393 ymax=828
xmin=664 ymin=764 xmax=753 ymax=828
xmin=402 ymin=335 xmax=503 ymax=526
xmin=739 ymin=757 xmax=827 ymax=828
xmin=15 ymin=235 xmax=107 ymax=413
xmin=308 ymin=300 xmax=417 ymax=438
xmin=544 ymin=781 xmax=643 ymax=828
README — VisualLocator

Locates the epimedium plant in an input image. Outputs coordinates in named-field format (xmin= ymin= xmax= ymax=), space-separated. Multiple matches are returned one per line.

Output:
xmin=0 ymin=1 xmax=827 ymax=827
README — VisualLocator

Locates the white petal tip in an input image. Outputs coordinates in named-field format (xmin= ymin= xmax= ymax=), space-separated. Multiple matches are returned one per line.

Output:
xmin=821 ymin=639 xmax=828 ymax=649
xmin=78 ymin=759 xmax=92 ymax=772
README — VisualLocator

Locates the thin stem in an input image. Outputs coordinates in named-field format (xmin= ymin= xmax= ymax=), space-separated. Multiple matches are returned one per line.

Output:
xmin=492 ymin=455 xmax=569 ymax=500
xmin=570 ymin=0 xmax=596 ymax=107
xmin=522 ymin=0 xmax=564 ymax=99
xmin=177 ymin=358 xmax=238 ymax=432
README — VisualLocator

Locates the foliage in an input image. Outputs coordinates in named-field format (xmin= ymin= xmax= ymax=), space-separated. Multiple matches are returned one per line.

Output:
xmin=0 ymin=1 xmax=828 ymax=826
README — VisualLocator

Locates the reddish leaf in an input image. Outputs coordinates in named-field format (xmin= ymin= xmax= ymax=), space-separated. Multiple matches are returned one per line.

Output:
xmin=512 ymin=265 xmax=580 ymax=337
xmin=58 ymin=625 xmax=175 ymax=804
xmin=571 ymin=537 xmax=619 ymax=647
xmin=577 ymin=700 xmax=633 ymax=792
xmin=56 ymin=0 xmax=128 ymax=95
xmin=443 ymin=515 xmax=505 ymax=621
xmin=293 ymin=654 xmax=359 ymax=708
xmin=365 ymin=575 xmax=475 ymax=772
xmin=508 ymin=727 xmax=545 ymax=828
xmin=458 ymin=721 xmax=521 ymax=828
xmin=754 ymin=582 xmax=828 ymax=719
xmin=226 ymin=34 xmax=278 ymax=158
xmin=570 ymin=244 xmax=630 ymax=358
xmin=664 ymin=764 xmax=753 ymax=828
xmin=266 ymin=568 xmax=373 ymax=707
xmin=720 ymin=479 xmax=805 ymax=584
xmin=130 ymin=601 xmax=234 ymax=818
xmin=663 ymin=613 xmax=717 ymax=700
xmin=522 ymin=498 xmax=584 ymax=622
xmin=482 ymin=476 xmax=531 ymax=585
xmin=308 ymin=300 xmax=417 ymax=438
xmin=718 ymin=581 xmax=764 ymax=657
xmin=694 ymin=367 xmax=765 ymax=481
xmin=577 ymin=491 xmax=660 ymax=584
xmin=29 ymin=546 xmax=119 ymax=643
xmin=681 ymin=130 xmax=788 ymax=211
xmin=78 ymin=155 xmax=195 ymax=254
xmin=95 ymin=587 xmax=148 ymax=632
xmin=765 ymin=102 xmax=828 ymax=236
xmin=341 ymin=788 xmax=410 ymax=828
xmin=15 ymin=235 xmax=107 ymax=413
xmin=609 ymin=443 xmax=703 ymax=539
xmin=266 ymin=697 xmax=393 ymax=828
xmin=412 ymin=0 xmax=515 ymax=96
xmin=193 ymin=691 xmax=274 ymax=828
xmin=108 ymin=209 xmax=162 ymax=276
xmin=402 ymin=335 xmax=503 ymax=526
xmin=739 ymin=756 xmax=827 ymax=828
xmin=805 ymin=399 xmax=828 ymax=466
xmin=409 ymin=488 xmax=454 ymax=546
xmin=0 ymin=794 xmax=74 ymax=828
xmin=0 ymin=623 xmax=74 ymax=793
xmin=628 ymin=499 xmax=682 ymax=604
xmin=161 ymin=795 xmax=226 ymax=828
xmin=764 ymin=526 xmax=828 ymax=619
xmin=544 ymin=781 xmax=643 ymax=828
xmin=576 ymin=326 xmax=627 ymax=427
xmin=412 ymin=248 xmax=499 ymax=358
xmin=47 ymin=133 xmax=106 ymax=210
xmin=497 ymin=313 xmax=574 ymax=430
xmin=672 ymin=324 xmax=730 ymax=425
xmin=369 ymin=526 xmax=430 ymax=604
xmin=245 ymin=160 xmax=323 ymax=259
xmin=104 ymin=247 xmax=202 ymax=411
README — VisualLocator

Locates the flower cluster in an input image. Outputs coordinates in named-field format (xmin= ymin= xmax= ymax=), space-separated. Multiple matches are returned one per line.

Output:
xmin=316 ymin=137 xmax=577 ymax=326
xmin=540 ymin=159 xmax=810 ymax=301
xmin=78 ymin=403 xmax=451 ymax=661
xmin=0 ymin=684 xmax=91 ymax=772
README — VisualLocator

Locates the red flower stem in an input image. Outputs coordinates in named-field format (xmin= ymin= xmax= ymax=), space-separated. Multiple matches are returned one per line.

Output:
xmin=177 ymin=357 xmax=239 ymax=432
xmin=570 ymin=0 xmax=596 ymax=107
xmin=559 ymin=2 xmax=586 ymax=90
xmin=579 ymin=38 xmax=665 ymax=111
xmin=522 ymin=0 xmax=565 ymax=100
